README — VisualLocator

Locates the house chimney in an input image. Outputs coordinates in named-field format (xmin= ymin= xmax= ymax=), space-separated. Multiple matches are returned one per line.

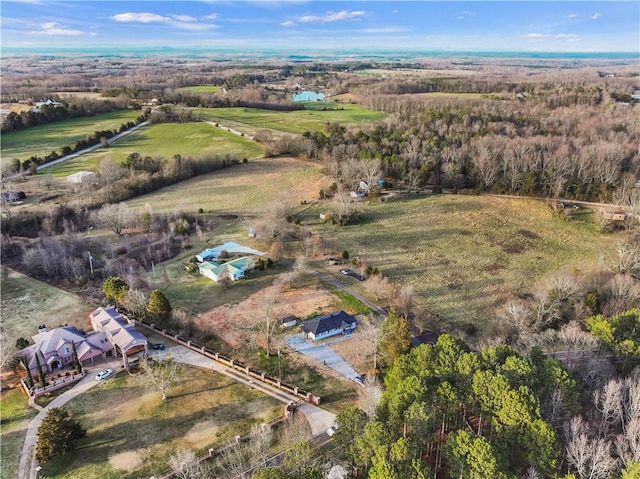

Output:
xmin=38 ymin=324 xmax=48 ymax=333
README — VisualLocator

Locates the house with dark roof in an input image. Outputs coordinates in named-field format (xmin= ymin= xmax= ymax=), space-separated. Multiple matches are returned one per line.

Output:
xmin=301 ymin=310 xmax=357 ymax=341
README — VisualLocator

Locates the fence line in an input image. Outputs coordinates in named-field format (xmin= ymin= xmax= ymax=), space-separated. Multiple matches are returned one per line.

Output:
xmin=21 ymin=371 xmax=86 ymax=398
xmin=132 ymin=319 xmax=321 ymax=405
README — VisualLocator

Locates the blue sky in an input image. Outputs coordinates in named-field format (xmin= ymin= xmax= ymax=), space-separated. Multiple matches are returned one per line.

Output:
xmin=2 ymin=1 xmax=638 ymax=52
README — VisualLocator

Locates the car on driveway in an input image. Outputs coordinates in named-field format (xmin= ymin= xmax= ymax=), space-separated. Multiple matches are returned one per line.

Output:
xmin=326 ymin=424 xmax=338 ymax=437
xmin=95 ymin=368 xmax=114 ymax=381
xmin=354 ymin=375 xmax=365 ymax=386
xmin=339 ymin=269 xmax=365 ymax=281
xmin=151 ymin=343 xmax=165 ymax=350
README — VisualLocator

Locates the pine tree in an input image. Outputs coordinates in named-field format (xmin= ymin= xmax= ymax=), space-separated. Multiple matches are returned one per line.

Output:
xmin=22 ymin=357 xmax=34 ymax=389
xmin=34 ymin=353 xmax=46 ymax=388
xmin=147 ymin=290 xmax=172 ymax=323
xmin=102 ymin=276 xmax=129 ymax=306
xmin=36 ymin=407 xmax=86 ymax=463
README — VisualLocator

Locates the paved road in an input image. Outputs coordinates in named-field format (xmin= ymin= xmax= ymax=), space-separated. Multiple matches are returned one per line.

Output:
xmin=286 ymin=333 xmax=360 ymax=381
xmin=17 ymin=358 xmax=124 ymax=479
xmin=152 ymin=345 xmax=335 ymax=436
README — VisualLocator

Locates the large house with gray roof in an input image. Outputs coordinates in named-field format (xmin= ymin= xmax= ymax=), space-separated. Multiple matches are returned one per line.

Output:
xmin=301 ymin=310 xmax=357 ymax=341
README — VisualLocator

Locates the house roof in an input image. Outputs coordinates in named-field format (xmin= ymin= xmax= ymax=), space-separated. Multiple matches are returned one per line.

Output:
xmin=301 ymin=310 xmax=355 ymax=336
xmin=90 ymin=306 xmax=147 ymax=353
xmin=197 ymin=241 xmax=267 ymax=261
xmin=200 ymin=256 xmax=253 ymax=278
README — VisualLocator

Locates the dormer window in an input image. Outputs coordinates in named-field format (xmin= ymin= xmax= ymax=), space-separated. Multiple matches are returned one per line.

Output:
xmin=61 ymin=345 xmax=70 ymax=355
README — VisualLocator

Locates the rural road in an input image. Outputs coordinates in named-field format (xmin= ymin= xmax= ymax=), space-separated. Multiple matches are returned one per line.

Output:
xmin=309 ymin=270 xmax=387 ymax=317
xmin=36 ymin=121 xmax=149 ymax=171
xmin=205 ymin=120 xmax=254 ymax=140
xmin=16 ymin=358 xmax=124 ymax=479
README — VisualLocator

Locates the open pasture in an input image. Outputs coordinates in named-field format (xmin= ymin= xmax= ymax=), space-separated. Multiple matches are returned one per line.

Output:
xmin=0 ymin=388 xmax=39 ymax=479
xmin=45 ymin=122 xmax=264 ymax=176
xmin=0 ymin=110 xmax=141 ymax=166
xmin=40 ymin=366 xmax=281 ymax=479
xmin=0 ymin=267 xmax=96 ymax=341
xmin=195 ymin=103 xmax=386 ymax=136
xmin=180 ymin=85 xmax=222 ymax=93
xmin=302 ymin=194 xmax=615 ymax=332
xmin=126 ymin=156 xmax=328 ymax=214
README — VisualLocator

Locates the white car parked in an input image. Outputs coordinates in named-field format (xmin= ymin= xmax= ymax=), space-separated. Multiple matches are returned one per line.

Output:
xmin=95 ymin=368 xmax=114 ymax=381
xmin=326 ymin=424 xmax=338 ymax=437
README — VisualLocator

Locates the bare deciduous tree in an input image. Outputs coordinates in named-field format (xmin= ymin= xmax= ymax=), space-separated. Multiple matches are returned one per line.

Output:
xmin=332 ymin=187 xmax=357 ymax=225
xmin=216 ymin=424 xmax=272 ymax=479
xmin=122 ymin=288 xmax=148 ymax=318
xmin=364 ymin=274 xmax=391 ymax=302
xmin=565 ymin=416 xmax=618 ymax=479
xmin=169 ymin=448 xmax=209 ymax=479
xmin=97 ymin=202 xmax=133 ymax=236
xmin=139 ymin=355 xmax=181 ymax=401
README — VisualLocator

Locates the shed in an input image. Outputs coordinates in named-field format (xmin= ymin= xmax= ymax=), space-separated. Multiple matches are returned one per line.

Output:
xmin=67 ymin=171 xmax=97 ymax=184
xmin=301 ymin=310 xmax=356 ymax=341
xmin=281 ymin=315 xmax=298 ymax=328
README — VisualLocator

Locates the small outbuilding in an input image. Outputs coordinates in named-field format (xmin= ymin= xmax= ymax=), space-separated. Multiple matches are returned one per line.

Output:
xmin=301 ymin=310 xmax=356 ymax=341
xmin=67 ymin=171 xmax=97 ymax=184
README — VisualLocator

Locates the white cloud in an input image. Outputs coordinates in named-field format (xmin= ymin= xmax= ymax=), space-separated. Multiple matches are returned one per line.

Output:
xmin=171 ymin=15 xmax=196 ymax=22
xmin=90 ymin=32 xmax=98 ymax=36
xmin=524 ymin=33 xmax=548 ymax=39
xmin=556 ymin=33 xmax=580 ymax=39
xmin=202 ymin=13 xmax=219 ymax=20
xmin=298 ymin=10 xmax=365 ymax=23
xmin=456 ymin=15 xmax=464 ymax=20
xmin=29 ymin=21 xmax=84 ymax=36
xmin=281 ymin=20 xmax=296 ymax=27
xmin=392 ymin=9 xmax=398 ymax=14
xmin=568 ymin=13 xmax=578 ymax=18
xmin=111 ymin=12 xmax=170 ymax=23
xmin=592 ymin=13 xmax=601 ymax=20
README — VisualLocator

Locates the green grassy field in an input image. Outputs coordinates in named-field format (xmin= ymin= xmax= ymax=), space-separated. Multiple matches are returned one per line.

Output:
xmin=0 ymin=388 xmax=38 ymax=479
xmin=126 ymin=156 xmax=328 ymax=214
xmin=0 ymin=111 xmax=141 ymax=166
xmin=195 ymin=103 xmax=386 ymax=136
xmin=0 ymin=268 xmax=96 ymax=341
xmin=300 ymin=194 xmax=618 ymax=333
xmin=45 ymin=122 xmax=265 ymax=176
xmin=39 ymin=366 xmax=281 ymax=479
xmin=180 ymin=85 xmax=222 ymax=93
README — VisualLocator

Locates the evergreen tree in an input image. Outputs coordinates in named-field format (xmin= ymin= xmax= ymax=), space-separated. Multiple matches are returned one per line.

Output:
xmin=36 ymin=407 xmax=86 ymax=463
xmin=379 ymin=311 xmax=412 ymax=367
xmin=102 ymin=276 xmax=130 ymax=306
xmin=71 ymin=341 xmax=82 ymax=374
xmin=22 ymin=357 xmax=34 ymax=389
xmin=34 ymin=353 xmax=46 ymax=388
xmin=147 ymin=290 xmax=172 ymax=323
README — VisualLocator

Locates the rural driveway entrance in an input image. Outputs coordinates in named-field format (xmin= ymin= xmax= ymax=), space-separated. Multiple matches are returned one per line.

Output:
xmin=286 ymin=333 xmax=360 ymax=380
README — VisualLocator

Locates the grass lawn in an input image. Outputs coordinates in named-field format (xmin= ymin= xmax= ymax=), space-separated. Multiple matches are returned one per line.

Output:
xmin=180 ymin=85 xmax=222 ymax=93
xmin=39 ymin=366 xmax=281 ymax=479
xmin=126 ymin=156 xmax=329 ymax=215
xmin=0 ymin=268 xmax=96 ymax=342
xmin=0 ymin=388 xmax=38 ymax=479
xmin=0 ymin=110 xmax=141 ymax=166
xmin=45 ymin=122 xmax=265 ymax=176
xmin=195 ymin=103 xmax=386 ymax=136
xmin=300 ymin=194 xmax=618 ymax=334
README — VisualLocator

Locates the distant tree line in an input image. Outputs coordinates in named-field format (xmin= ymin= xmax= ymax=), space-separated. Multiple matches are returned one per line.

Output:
xmin=1 ymin=98 xmax=134 ymax=133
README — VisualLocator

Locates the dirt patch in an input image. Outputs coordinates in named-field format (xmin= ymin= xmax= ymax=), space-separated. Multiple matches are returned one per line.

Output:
xmin=197 ymin=285 xmax=336 ymax=349
xmin=517 ymin=229 xmax=540 ymax=240
xmin=330 ymin=334 xmax=373 ymax=375
xmin=109 ymin=451 xmax=142 ymax=472
xmin=500 ymin=243 xmax=525 ymax=254
xmin=184 ymin=419 xmax=220 ymax=446
xmin=482 ymin=263 xmax=505 ymax=274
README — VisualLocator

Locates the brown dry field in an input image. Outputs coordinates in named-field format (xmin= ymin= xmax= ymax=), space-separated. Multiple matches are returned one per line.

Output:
xmin=195 ymin=285 xmax=337 ymax=349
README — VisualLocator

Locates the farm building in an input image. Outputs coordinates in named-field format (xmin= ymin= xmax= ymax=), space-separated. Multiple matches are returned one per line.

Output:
xmin=301 ymin=310 xmax=357 ymax=341
xmin=67 ymin=171 xmax=97 ymax=184
xmin=89 ymin=306 xmax=148 ymax=368
xmin=19 ymin=325 xmax=111 ymax=378
xmin=199 ymin=256 xmax=256 ymax=282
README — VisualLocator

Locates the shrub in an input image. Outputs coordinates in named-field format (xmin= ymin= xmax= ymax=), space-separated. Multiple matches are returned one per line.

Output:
xmin=341 ymin=250 xmax=349 ymax=260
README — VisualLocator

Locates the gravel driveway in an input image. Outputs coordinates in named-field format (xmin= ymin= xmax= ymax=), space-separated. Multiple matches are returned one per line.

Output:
xmin=286 ymin=333 xmax=359 ymax=381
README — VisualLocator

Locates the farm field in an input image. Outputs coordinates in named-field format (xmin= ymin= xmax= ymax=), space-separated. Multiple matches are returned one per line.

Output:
xmin=0 ymin=267 xmax=96 ymax=341
xmin=300 ymin=194 xmax=617 ymax=334
xmin=45 ymin=122 xmax=265 ymax=176
xmin=180 ymin=85 xmax=222 ymax=93
xmin=39 ymin=366 xmax=281 ymax=479
xmin=126 ymin=156 xmax=329 ymax=214
xmin=195 ymin=103 xmax=386 ymax=136
xmin=0 ymin=110 xmax=141 ymax=166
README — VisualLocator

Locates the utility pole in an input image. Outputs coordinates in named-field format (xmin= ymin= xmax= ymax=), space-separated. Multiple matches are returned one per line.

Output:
xmin=277 ymin=349 xmax=282 ymax=379
xmin=87 ymin=251 xmax=94 ymax=275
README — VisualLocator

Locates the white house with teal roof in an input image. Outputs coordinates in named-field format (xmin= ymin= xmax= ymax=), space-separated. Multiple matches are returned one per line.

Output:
xmin=199 ymin=256 xmax=256 ymax=282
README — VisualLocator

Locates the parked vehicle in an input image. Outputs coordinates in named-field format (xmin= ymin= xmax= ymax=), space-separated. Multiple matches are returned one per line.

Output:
xmin=339 ymin=269 xmax=365 ymax=281
xmin=326 ymin=424 xmax=338 ymax=437
xmin=151 ymin=343 xmax=165 ymax=350
xmin=95 ymin=369 xmax=114 ymax=381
